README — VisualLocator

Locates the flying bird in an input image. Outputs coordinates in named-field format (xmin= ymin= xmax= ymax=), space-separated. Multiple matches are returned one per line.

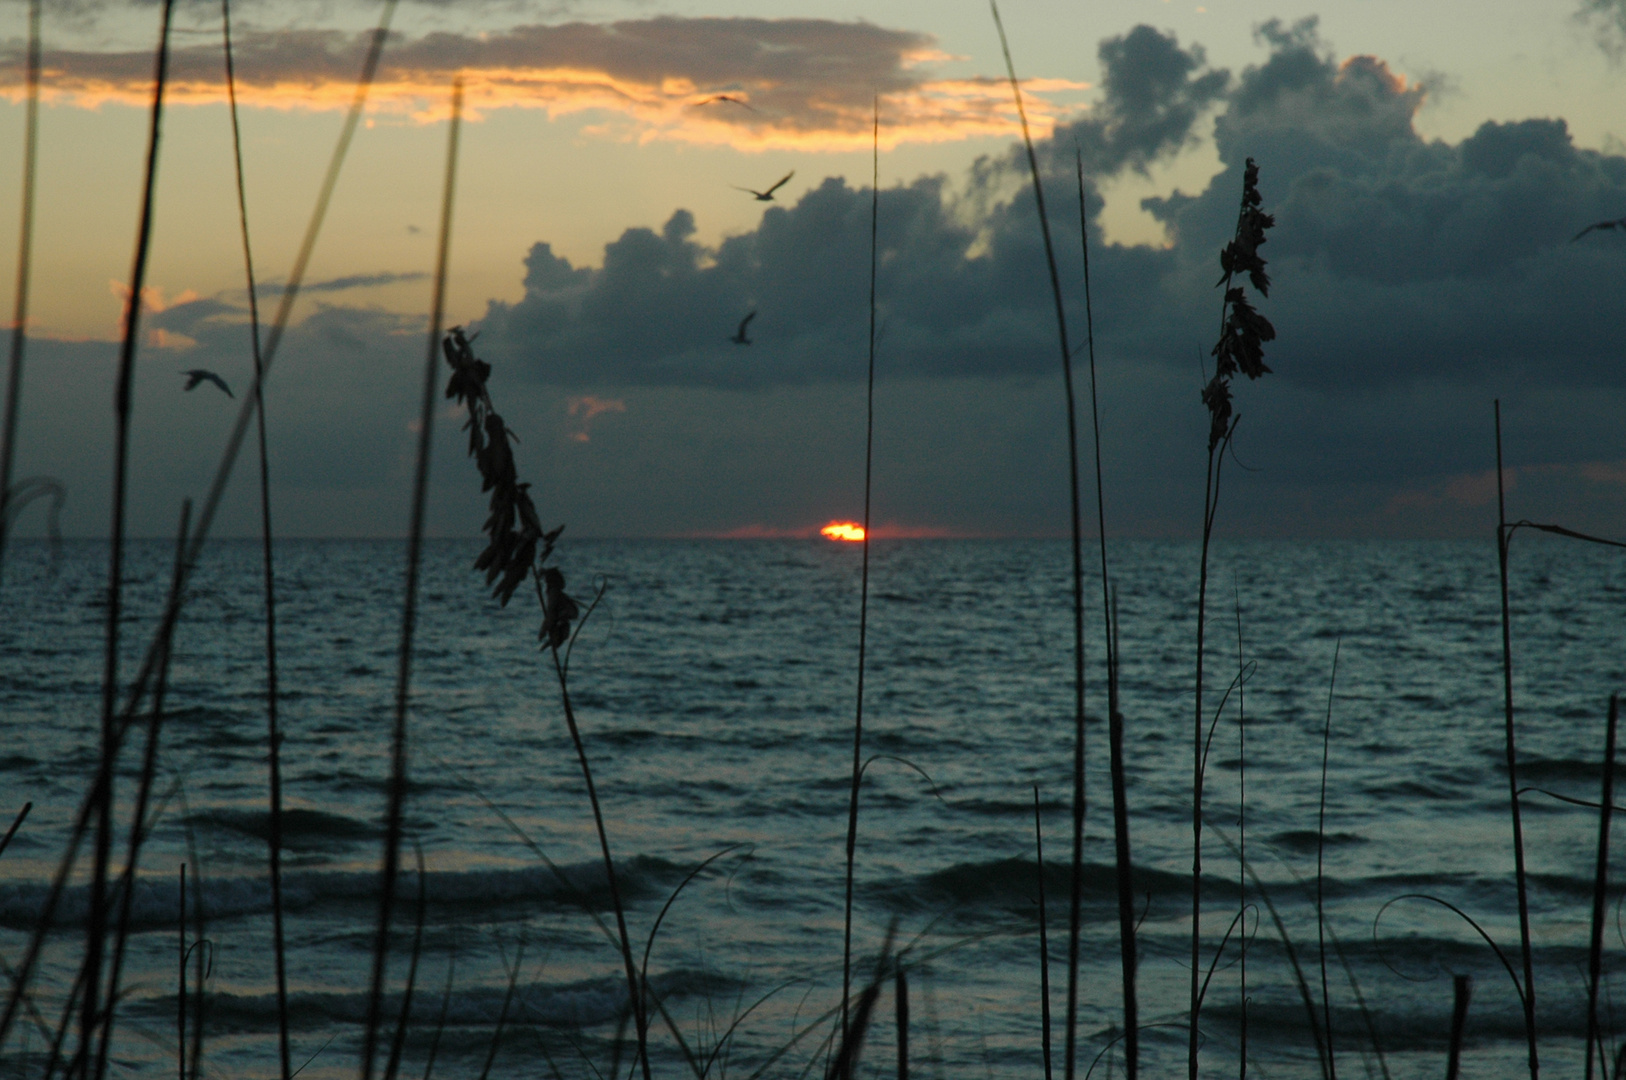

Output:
xmin=696 ymin=94 xmax=758 ymax=113
xmin=182 ymin=369 xmax=234 ymax=398
xmin=733 ymin=170 xmax=794 ymax=201
xmin=729 ymin=311 xmax=756 ymax=345
xmin=1571 ymin=217 xmax=1626 ymax=242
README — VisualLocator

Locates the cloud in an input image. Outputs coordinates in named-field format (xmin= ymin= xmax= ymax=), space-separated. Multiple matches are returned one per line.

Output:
xmin=297 ymin=271 xmax=430 ymax=294
xmin=566 ymin=394 xmax=626 ymax=442
xmin=458 ymin=17 xmax=1626 ymax=535
xmin=1579 ymin=0 xmax=1626 ymax=57
xmin=1 ymin=17 xmax=1085 ymax=150
xmin=15 ymin=19 xmax=1626 ymax=540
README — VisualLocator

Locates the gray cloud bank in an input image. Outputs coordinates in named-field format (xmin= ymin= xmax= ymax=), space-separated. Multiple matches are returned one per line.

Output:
xmin=457 ymin=18 xmax=1626 ymax=535
xmin=14 ymin=18 xmax=1626 ymax=540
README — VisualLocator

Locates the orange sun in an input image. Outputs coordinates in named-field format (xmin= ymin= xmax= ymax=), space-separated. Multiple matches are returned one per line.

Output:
xmin=820 ymin=521 xmax=866 ymax=542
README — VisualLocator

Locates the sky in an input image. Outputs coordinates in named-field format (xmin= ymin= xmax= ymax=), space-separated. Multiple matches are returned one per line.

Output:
xmin=1 ymin=0 xmax=1625 ymax=540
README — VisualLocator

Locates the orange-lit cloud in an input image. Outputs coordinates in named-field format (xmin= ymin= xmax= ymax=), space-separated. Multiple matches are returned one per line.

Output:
xmin=1 ymin=18 xmax=1086 ymax=150
xmin=566 ymin=394 xmax=626 ymax=442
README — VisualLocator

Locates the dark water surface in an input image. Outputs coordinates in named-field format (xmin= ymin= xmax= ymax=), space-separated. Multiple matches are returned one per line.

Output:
xmin=1 ymin=537 xmax=1623 ymax=1078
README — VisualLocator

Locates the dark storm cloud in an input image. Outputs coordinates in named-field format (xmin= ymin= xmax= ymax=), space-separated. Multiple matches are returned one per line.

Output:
xmin=461 ymin=18 xmax=1626 ymax=535
xmin=475 ymin=18 xmax=1626 ymax=396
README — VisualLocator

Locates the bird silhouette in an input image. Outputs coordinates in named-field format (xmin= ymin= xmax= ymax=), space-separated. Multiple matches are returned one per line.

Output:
xmin=1572 ymin=217 xmax=1626 ymax=242
xmin=697 ymin=94 xmax=758 ymax=113
xmin=733 ymin=170 xmax=794 ymax=201
xmin=729 ymin=311 xmax=756 ymax=345
xmin=182 ymin=369 xmax=234 ymax=398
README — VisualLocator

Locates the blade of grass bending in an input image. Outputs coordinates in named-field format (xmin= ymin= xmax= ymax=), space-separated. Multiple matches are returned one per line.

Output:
xmin=85 ymin=2 xmax=176 ymax=1067
xmin=1316 ymin=640 xmax=1340 ymax=1080
xmin=1209 ymin=825 xmax=1329 ymax=1080
xmin=987 ymin=10 xmax=1087 ymax=1076
xmin=108 ymin=0 xmax=398 ymax=745
xmin=421 ymin=943 xmax=456 ymax=1080
xmin=1074 ymin=146 xmax=1111 ymax=1080
xmin=385 ymin=849 xmax=429 ymax=1080
xmin=1493 ymin=400 xmax=1538 ymax=1080
xmin=219 ymin=1 xmax=290 ymax=1074
xmin=0 ymin=0 xmax=41 ymax=583
xmin=2 ymin=19 xmax=397 ymax=1045
xmin=828 ymin=928 xmax=895 ymax=1080
xmin=1446 ymin=975 xmax=1471 ymax=1080
xmin=1107 ymin=589 xmax=1137 ymax=1078
xmin=1036 ymin=787 xmax=1053 ymax=1080
xmin=842 ymin=95 xmax=881 ymax=1046
xmin=1587 ymin=696 xmax=1618 ymax=1080
xmin=477 ymin=939 xmax=524 ymax=1080
xmin=0 ymin=802 xmax=29 ymax=860
xmin=361 ymin=76 xmax=461 ymax=1080
xmin=96 ymin=499 xmax=190 ymax=1080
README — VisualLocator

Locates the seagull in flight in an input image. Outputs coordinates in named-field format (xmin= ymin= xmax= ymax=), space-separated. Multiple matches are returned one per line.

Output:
xmin=729 ymin=311 xmax=756 ymax=345
xmin=182 ymin=369 xmax=234 ymax=398
xmin=733 ymin=170 xmax=794 ymax=202
xmin=1572 ymin=217 xmax=1626 ymax=242
xmin=697 ymin=94 xmax=758 ymax=113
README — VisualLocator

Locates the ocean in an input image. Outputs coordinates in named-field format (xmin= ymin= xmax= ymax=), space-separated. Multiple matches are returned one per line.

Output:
xmin=1 ymin=535 xmax=1622 ymax=1079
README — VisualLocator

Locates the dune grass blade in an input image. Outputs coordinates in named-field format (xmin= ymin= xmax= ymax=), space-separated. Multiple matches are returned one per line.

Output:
xmin=477 ymin=939 xmax=524 ymax=1080
xmin=178 ymin=865 xmax=185 ymax=1080
xmin=95 ymin=499 xmax=189 ymax=1080
xmin=1233 ymin=595 xmax=1248 ymax=1080
xmin=841 ymin=96 xmax=880 ymax=1046
xmin=92 ymin=0 xmax=397 ymax=749
xmin=84 ymin=2 xmax=176 ymax=1066
xmin=1209 ymin=826 xmax=1328 ymax=1080
xmin=1316 ymin=641 xmax=1340 ymax=1080
xmin=1586 ymin=696 xmax=1618 ymax=1080
xmin=986 ymin=9 xmax=1087 ymax=1075
xmin=828 ymin=930 xmax=894 ymax=1080
xmin=1035 ymin=787 xmax=1053 ymax=1080
xmin=420 ymin=945 xmax=456 ymax=1080
xmin=1074 ymin=146 xmax=1114 ymax=1080
xmin=896 ymin=968 xmax=908 ymax=1080
xmin=1446 ymin=974 xmax=1471 ymax=1080
xmin=360 ymin=76 xmax=461 ymax=1080
xmin=0 ymin=802 xmax=29 ymax=860
xmin=219 ymin=1 xmax=290 ymax=1073
xmin=385 ymin=851 xmax=429 ymax=1080
xmin=1493 ymin=400 xmax=1538 ymax=1079
xmin=0 ymin=21 xmax=403 ymax=1015
xmin=0 ymin=0 xmax=41 ymax=583
xmin=1107 ymin=590 xmax=1137 ymax=1078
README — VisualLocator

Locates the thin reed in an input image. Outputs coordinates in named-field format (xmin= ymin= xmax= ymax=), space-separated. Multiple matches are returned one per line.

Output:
xmin=361 ymin=76 xmax=463 ymax=1080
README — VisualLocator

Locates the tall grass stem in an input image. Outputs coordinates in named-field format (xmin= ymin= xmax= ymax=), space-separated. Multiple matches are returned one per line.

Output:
xmin=0 ymin=0 xmax=41 ymax=583
xmin=86 ymin=2 xmax=175 ymax=1064
xmin=95 ymin=499 xmax=190 ymax=1080
xmin=841 ymin=96 xmax=880 ymax=1044
xmin=1036 ymin=787 xmax=1053 ymax=1080
xmin=986 ymin=9 xmax=1086 ymax=1073
xmin=1316 ymin=640 xmax=1340 ymax=1080
xmin=360 ymin=76 xmax=461 ymax=1080
xmin=219 ymin=1 xmax=290 ymax=1072
xmin=1585 ymin=695 xmax=1618 ymax=1080
xmin=1494 ymin=399 xmax=1538 ymax=1079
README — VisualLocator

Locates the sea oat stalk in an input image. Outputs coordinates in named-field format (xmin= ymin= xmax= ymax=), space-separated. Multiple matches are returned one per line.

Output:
xmin=1192 ymin=157 xmax=1275 ymax=1080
